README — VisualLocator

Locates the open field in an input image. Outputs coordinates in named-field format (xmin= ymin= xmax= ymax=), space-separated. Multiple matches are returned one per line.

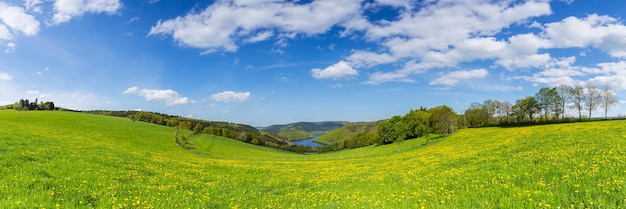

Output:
xmin=1 ymin=110 xmax=625 ymax=208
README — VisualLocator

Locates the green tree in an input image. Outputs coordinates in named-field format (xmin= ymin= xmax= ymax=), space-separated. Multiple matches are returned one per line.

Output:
xmin=464 ymin=102 xmax=488 ymax=127
xmin=393 ymin=119 xmax=408 ymax=143
xmin=514 ymin=96 xmax=539 ymax=122
xmin=13 ymin=102 xmax=23 ymax=114
xmin=535 ymin=87 xmax=560 ymax=122
xmin=178 ymin=121 xmax=192 ymax=130
xmin=429 ymin=105 xmax=456 ymax=136
xmin=193 ymin=123 xmax=203 ymax=134
xmin=376 ymin=116 xmax=404 ymax=144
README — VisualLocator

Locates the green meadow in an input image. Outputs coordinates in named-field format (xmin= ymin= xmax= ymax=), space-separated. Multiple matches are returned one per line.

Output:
xmin=1 ymin=110 xmax=625 ymax=208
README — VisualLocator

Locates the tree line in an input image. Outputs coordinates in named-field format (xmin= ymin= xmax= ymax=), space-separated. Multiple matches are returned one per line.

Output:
xmin=462 ymin=83 xmax=619 ymax=128
xmin=5 ymin=98 xmax=56 ymax=111
xmin=316 ymin=105 xmax=459 ymax=152
xmin=319 ymin=83 xmax=620 ymax=152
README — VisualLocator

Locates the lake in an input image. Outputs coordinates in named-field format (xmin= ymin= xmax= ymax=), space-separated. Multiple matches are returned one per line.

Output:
xmin=291 ymin=134 xmax=325 ymax=147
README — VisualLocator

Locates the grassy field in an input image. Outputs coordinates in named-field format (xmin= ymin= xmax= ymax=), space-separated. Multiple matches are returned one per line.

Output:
xmin=1 ymin=110 xmax=625 ymax=208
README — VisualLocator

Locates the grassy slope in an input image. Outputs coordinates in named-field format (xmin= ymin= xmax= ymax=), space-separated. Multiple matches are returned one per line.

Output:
xmin=315 ymin=121 xmax=380 ymax=144
xmin=188 ymin=134 xmax=296 ymax=158
xmin=2 ymin=110 xmax=625 ymax=208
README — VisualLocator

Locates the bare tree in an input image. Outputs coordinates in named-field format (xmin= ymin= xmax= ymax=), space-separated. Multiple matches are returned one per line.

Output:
xmin=584 ymin=83 xmax=602 ymax=120
xmin=602 ymin=84 xmax=619 ymax=119
xmin=570 ymin=84 xmax=584 ymax=121
xmin=557 ymin=84 xmax=573 ymax=120
xmin=500 ymin=100 xmax=513 ymax=124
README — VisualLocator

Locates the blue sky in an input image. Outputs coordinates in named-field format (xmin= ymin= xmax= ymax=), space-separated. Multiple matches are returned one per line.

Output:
xmin=1 ymin=0 xmax=626 ymax=126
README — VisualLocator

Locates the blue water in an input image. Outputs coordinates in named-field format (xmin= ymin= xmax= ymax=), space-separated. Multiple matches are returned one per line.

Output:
xmin=291 ymin=135 xmax=325 ymax=147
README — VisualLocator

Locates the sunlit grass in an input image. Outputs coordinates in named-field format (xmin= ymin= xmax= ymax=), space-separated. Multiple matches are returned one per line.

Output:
xmin=1 ymin=110 xmax=625 ymax=208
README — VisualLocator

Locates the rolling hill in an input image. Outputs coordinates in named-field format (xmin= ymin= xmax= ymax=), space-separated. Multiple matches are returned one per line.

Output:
xmin=1 ymin=110 xmax=625 ymax=208
xmin=314 ymin=121 xmax=381 ymax=144
xmin=262 ymin=121 xmax=348 ymax=132
xmin=262 ymin=121 xmax=349 ymax=141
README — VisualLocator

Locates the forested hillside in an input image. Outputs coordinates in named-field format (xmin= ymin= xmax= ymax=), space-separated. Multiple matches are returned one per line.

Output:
xmin=262 ymin=121 xmax=348 ymax=132
xmin=314 ymin=121 xmax=381 ymax=145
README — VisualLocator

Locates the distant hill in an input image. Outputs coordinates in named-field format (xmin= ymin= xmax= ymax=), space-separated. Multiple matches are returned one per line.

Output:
xmin=262 ymin=121 xmax=349 ymax=132
xmin=263 ymin=130 xmax=313 ymax=141
xmin=314 ymin=121 xmax=381 ymax=145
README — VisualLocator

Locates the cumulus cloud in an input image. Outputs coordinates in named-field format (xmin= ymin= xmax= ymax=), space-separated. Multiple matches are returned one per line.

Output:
xmin=52 ymin=0 xmax=122 ymax=25
xmin=0 ymin=2 xmax=40 ymax=37
xmin=210 ymin=91 xmax=250 ymax=103
xmin=123 ymin=86 xmax=192 ymax=106
xmin=148 ymin=0 xmax=363 ymax=52
xmin=430 ymin=69 xmax=488 ymax=86
xmin=543 ymin=14 xmax=626 ymax=58
xmin=346 ymin=51 xmax=396 ymax=68
xmin=588 ymin=61 xmax=626 ymax=91
xmin=311 ymin=61 xmax=358 ymax=80
xmin=5 ymin=42 xmax=15 ymax=53
xmin=0 ymin=72 xmax=12 ymax=80
xmin=354 ymin=0 xmax=552 ymax=84
xmin=146 ymin=0 xmax=626 ymax=89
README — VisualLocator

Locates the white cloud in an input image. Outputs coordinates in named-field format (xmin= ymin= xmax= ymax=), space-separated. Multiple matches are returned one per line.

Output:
xmin=52 ymin=0 xmax=122 ymax=25
xmin=245 ymin=30 xmax=273 ymax=43
xmin=0 ymin=72 xmax=13 ymax=80
xmin=24 ymin=0 xmax=43 ymax=13
xmin=514 ymin=56 xmax=581 ymax=87
xmin=5 ymin=42 xmax=15 ymax=53
xmin=588 ymin=61 xmax=626 ymax=91
xmin=543 ymin=14 xmax=626 ymax=58
xmin=356 ymin=0 xmax=551 ymax=84
xmin=363 ymin=71 xmax=413 ymax=85
xmin=346 ymin=51 xmax=396 ymax=68
xmin=0 ymin=25 xmax=11 ymax=40
xmin=148 ymin=0 xmax=363 ymax=52
xmin=375 ymin=0 xmax=410 ymax=8
xmin=311 ymin=61 xmax=358 ymax=80
xmin=123 ymin=86 xmax=193 ymax=106
xmin=430 ymin=69 xmax=488 ymax=86
xmin=0 ymin=2 xmax=40 ymax=36
xmin=496 ymin=33 xmax=553 ymax=70
xmin=210 ymin=91 xmax=250 ymax=103
xmin=127 ymin=16 xmax=140 ymax=24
